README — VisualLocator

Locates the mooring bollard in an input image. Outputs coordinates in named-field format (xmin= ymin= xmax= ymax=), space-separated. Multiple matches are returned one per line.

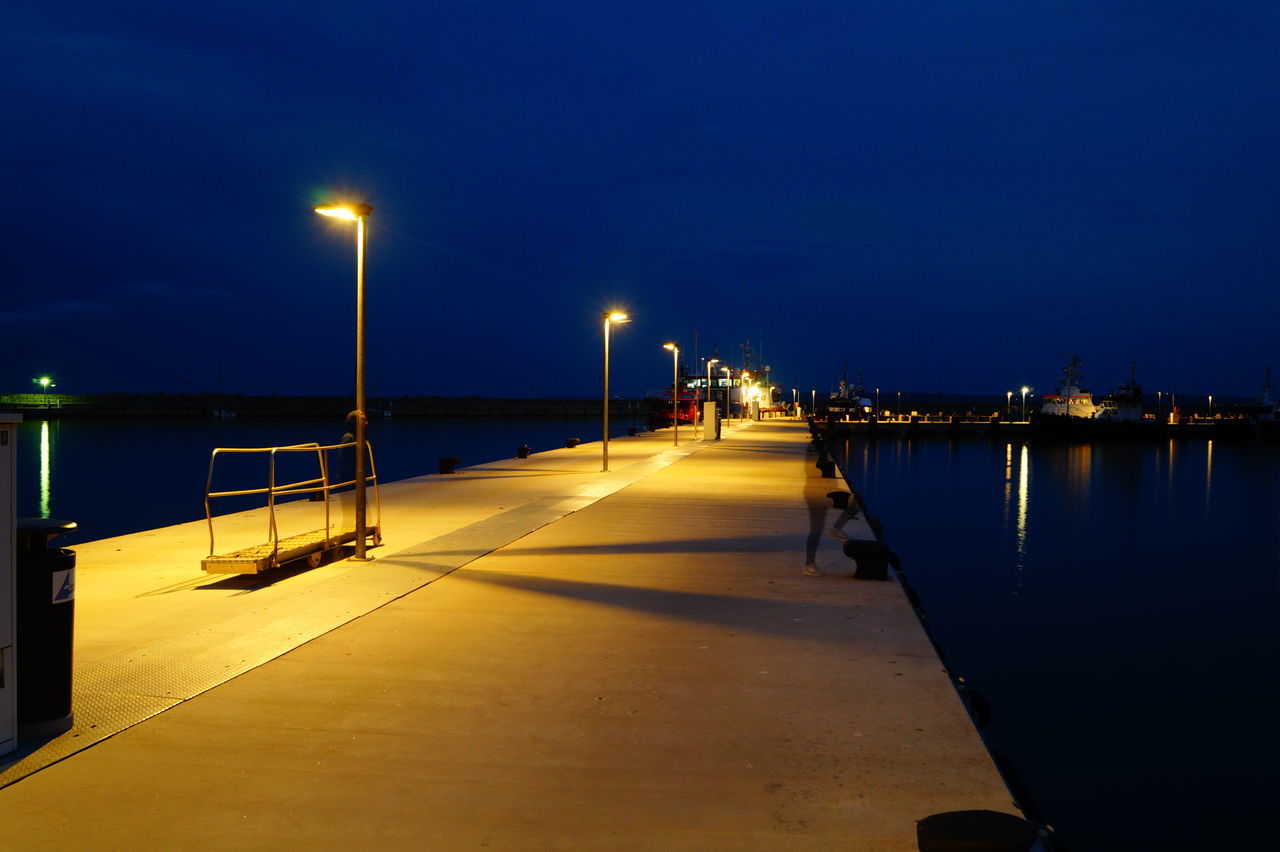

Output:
xmin=841 ymin=538 xmax=893 ymax=580
xmin=517 ymin=445 xmax=531 ymax=458
xmin=438 ymin=456 xmax=461 ymax=474
xmin=817 ymin=459 xmax=835 ymax=478
xmin=916 ymin=809 xmax=1039 ymax=852
xmin=566 ymin=437 xmax=580 ymax=448
xmin=627 ymin=426 xmax=638 ymax=436
xmin=827 ymin=491 xmax=851 ymax=510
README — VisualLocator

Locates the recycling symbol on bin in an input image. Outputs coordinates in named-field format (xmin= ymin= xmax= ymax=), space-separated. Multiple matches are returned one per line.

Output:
xmin=52 ymin=569 xmax=75 ymax=604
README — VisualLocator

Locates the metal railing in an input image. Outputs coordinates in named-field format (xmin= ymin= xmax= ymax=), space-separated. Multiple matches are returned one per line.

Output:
xmin=203 ymin=440 xmax=382 ymax=567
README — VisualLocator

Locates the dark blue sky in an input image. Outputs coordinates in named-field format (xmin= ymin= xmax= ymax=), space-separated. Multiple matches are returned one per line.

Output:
xmin=4 ymin=1 xmax=1278 ymax=399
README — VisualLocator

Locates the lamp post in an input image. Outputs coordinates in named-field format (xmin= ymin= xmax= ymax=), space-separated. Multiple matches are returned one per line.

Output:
xmin=811 ymin=389 xmax=816 ymax=415
xmin=875 ymin=387 xmax=881 ymax=417
xmin=1208 ymin=394 xmax=1213 ymax=417
xmin=1157 ymin=390 xmax=1163 ymax=421
xmin=721 ymin=366 xmax=732 ymax=421
xmin=792 ymin=387 xmax=797 ymax=417
xmin=315 ymin=201 xmax=374 ymax=561
xmin=602 ymin=312 xmax=629 ymax=472
xmin=1006 ymin=390 xmax=1013 ymax=420
xmin=1020 ymin=386 xmax=1030 ymax=422
xmin=741 ymin=371 xmax=751 ymax=422
xmin=896 ymin=390 xmax=901 ymax=418
xmin=663 ymin=343 xmax=679 ymax=445
xmin=705 ymin=358 xmax=719 ymax=437
xmin=34 ymin=376 xmax=55 ymax=395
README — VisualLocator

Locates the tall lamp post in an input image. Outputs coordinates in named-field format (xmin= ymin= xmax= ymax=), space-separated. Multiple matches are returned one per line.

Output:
xmin=602 ymin=311 xmax=629 ymax=472
xmin=741 ymin=371 xmax=751 ymax=422
xmin=705 ymin=358 xmax=719 ymax=437
xmin=34 ymin=376 xmax=55 ymax=395
xmin=792 ymin=387 xmax=797 ymax=416
xmin=1007 ymin=390 xmax=1013 ymax=420
xmin=315 ymin=201 xmax=374 ymax=561
xmin=1020 ymin=385 xmax=1030 ymax=422
xmin=810 ymin=389 xmax=816 ymax=415
xmin=663 ymin=343 xmax=680 ymax=445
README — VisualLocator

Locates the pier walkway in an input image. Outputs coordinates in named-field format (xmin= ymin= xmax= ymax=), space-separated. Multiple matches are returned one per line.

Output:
xmin=1 ymin=419 xmax=1016 ymax=849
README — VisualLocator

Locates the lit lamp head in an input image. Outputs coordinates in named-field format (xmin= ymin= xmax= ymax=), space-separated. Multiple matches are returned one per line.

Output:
xmin=663 ymin=343 xmax=677 ymax=352
xmin=35 ymin=376 xmax=54 ymax=389
xmin=708 ymin=358 xmax=719 ymax=367
xmin=604 ymin=311 xmax=630 ymax=324
xmin=314 ymin=203 xmax=373 ymax=220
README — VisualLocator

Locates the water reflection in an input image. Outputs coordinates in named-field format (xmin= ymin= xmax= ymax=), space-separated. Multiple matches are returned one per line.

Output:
xmin=1206 ymin=439 xmax=1213 ymax=506
xmin=1016 ymin=443 xmax=1030 ymax=573
xmin=39 ymin=420 xmax=51 ymax=518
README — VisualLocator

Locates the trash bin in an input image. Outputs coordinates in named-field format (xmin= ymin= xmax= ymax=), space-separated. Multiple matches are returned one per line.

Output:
xmin=15 ymin=518 xmax=77 ymax=738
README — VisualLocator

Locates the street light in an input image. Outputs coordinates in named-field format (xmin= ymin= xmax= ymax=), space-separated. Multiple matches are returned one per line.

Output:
xmin=741 ymin=371 xmax=751 ymax=422
xmin=875 ymin=387 xmax=880 ymax=417
xmin=33 ymin=376 xmax=55 ymax=394
xmin=663 ymin=343 xmax=679 ymax=445
xmin=792 ymin=387 xmax=797 ymax=417
xmin=705 ymin=358 xmax=719 ymax=438
xmin=811 ymin=388 xmax=816 ymax=415
xmin=1020 ymin=385 xmax=1030 ymax=421
xmin=1006 ymin=390 xmax=1013 ymax=420
xmin=315 ymin=201 xmax=374 ymax=561
xmin=602 ymin=312 xmax=629 ymax=472
xmin=1208 ymin=394 xmax=1213 ymax=417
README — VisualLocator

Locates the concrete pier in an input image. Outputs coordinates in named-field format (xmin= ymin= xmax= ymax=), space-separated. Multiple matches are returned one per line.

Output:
xmin=0 ymin=420 xmax=1018 ymax=849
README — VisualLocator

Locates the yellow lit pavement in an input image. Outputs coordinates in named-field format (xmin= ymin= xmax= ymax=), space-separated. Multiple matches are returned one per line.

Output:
xmin=0 ymin=419 xmax=1017 ymax=849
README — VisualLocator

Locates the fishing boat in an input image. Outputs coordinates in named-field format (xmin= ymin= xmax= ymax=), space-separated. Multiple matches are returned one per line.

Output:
xmin=827 ymin=362 xmax=873 ymax=419
xmin=1035 ymin=356 xmax=1101 ymax=419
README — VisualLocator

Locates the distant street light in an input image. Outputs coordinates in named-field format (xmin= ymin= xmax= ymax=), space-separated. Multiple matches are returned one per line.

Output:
xmin=1157 ymin=390 xmax=1163 ymax=421
xmin=741 ymin=371 xmax=751 ymax=422
xmin=811 ymin=388 xmax=816 ymax=415
xmin=792 ymin=387 xmax=797 ymax=416
xmin=34 ymin=376 xmax=55 ymax=395
xmin=315 ymin=201 xmax=374 ymax=561
xmin=1021 ymin=385 xmax=1030 ymax=421
xmin=602 ymin=311 xmax=629 ymax=472
xmin=896 ymin=390 xmax=901 ymax=417
xmin=1007 ymin=390 xmax=1013 ymax=420
xmin=663 ymin=343 xmax=680 ymax=445
xmin=875 ymin=387 xmax=881 ymax=417
xmin=1208 ymin=394 xmax=1214 ymax=417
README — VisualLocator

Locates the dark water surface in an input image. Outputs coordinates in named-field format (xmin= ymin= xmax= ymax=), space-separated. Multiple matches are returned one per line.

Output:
xmin=832 ymin=434 xmax=1280 ymax=851
xmin=12 ymin=415 xmax=643 ymax=546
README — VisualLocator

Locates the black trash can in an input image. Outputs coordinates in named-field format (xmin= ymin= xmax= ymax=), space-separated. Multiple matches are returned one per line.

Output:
xmin=16 ymin=518 xmax=78 ymax=738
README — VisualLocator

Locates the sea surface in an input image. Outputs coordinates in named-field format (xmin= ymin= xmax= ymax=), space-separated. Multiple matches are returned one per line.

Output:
xmin=11 ymin=414 xmax=644 ymax=546
xmin=830 ymin=433 xmax=1280 ymax=852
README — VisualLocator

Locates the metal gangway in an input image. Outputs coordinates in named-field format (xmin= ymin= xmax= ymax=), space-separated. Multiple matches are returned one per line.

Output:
xmin=201 ymin=441 xmax=381 ymax=574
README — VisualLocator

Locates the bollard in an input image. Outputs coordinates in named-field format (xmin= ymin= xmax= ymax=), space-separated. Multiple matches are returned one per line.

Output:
xmin=517 ymin=445 xmax=531 ymax=459
xmin=841 ymin=538 xmax=892 ymax=580
xmin=627 ymin=427 xmax=638 ymax=436
xmin=16 ymin=518 xmax=78 ymax=738
xmin=437 ymin=456 xmax=461 ymax=474
xmin=916 ymin=809 xmax=1038 ymax=852
xmin=827 ymin=491 xmax=851 ymax=510
xmin=566 ymin=437 xmax=580 ymax=448
xmin=816 ymin=459 xmax=835 ymax=478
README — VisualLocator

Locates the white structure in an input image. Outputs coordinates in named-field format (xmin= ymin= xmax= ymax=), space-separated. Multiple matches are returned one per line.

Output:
xmin=1 ymin=414 xmax=18 ymax=755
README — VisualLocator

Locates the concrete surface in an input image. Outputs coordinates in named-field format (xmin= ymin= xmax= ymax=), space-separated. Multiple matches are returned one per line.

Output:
xmin=0 ymin=419 xmax=1017 ymax=849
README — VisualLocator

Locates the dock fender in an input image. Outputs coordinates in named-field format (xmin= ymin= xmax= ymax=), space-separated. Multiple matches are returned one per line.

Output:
xmin=916 ymin=809 xmax=1039 ymax=852
xmin=841 ymin=539 xmax=892 ymax=580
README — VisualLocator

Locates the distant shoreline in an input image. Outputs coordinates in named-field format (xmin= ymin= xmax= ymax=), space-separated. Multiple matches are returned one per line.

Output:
xmin=0 ymin=393 xmax=649 ymax=418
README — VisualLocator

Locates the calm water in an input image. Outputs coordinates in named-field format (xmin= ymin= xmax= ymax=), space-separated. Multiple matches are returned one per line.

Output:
xmin=832 ymin=435 xmax=1280 ymax=851
xmin=11 ymin=415 xmax=643 ymax=546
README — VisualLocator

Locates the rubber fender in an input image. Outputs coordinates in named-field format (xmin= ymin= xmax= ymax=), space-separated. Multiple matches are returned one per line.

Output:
xmin=841 ymin=538 xmax=891 ymax=580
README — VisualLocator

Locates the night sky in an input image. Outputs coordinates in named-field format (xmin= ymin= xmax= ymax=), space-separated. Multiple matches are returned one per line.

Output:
xmin=5 ymin=2 xmax=1278 ymax=400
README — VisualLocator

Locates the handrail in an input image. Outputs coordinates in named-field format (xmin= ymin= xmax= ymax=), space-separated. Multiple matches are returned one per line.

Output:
xmin=204 ymin=439 xmax=381 ymax=562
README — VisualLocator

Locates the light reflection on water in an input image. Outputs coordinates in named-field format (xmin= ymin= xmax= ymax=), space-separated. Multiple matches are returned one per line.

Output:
xmin=833 ymin=434 xmax=1280 ymax=851
xmin=39 ymin=420 xmax=51 ymax=518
